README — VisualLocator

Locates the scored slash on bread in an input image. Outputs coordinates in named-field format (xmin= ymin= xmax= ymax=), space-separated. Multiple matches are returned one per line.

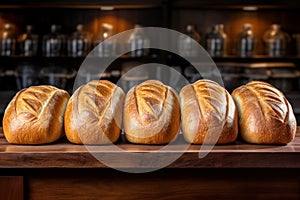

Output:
xmin=77 ymin=81 xmax=116 ymax=120
xmin=124 ymin=80 xmax=180 ymax=144
xmin=180 ymin=79 xmax=238 ymax=144
xmin=3 ymin=79 xmax=296 ymax=146
xmin=3 ymin=85 xmax=70 ymax=144
xmin=135 ymin=80 xmax=168 ymax=122
xmin=232 ymin=81 xmax=297 ymax=145
xmin=243 ymin=82 xmax=288 ymax=121
xmin=64 ymin=80 xmax=125 ymax=144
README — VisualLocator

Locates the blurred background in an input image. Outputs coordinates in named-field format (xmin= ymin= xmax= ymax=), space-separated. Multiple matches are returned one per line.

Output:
xmin=0 ymin=0 xmax=299 ymax=124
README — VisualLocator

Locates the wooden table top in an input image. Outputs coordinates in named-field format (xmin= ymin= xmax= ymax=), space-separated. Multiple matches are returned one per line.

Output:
xmin=0 ymin=127 xmax=299 ymax=169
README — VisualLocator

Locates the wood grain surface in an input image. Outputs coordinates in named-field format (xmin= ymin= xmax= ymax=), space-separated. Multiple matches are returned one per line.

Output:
xmin=22 ymin=168 xmax=300 ymax=200
xmin=0 ymin=127 xmax=299 ymax=168
xmin=0 ymin=176 xmax=23 ymax=200
xmin=0 ymin=128 xmax=300 ymax=200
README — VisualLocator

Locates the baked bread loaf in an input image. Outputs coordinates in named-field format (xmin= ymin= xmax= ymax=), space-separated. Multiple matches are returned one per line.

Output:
xmin=64 ymin=80 xmax=125 ymax=144
xmin=124 ymin=80 xmax=180 ymax=144
xmin=180 ymin=79 xmax=238 ymax=144
xmin=3 ymin=85 xmax=70 ymax=144
xmin=232 ymin=81 xmax=297 ymax=144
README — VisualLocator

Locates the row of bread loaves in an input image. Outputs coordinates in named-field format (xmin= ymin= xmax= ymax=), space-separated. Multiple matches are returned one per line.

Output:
xmin=2 ymin=79 xmax=297 ymax=145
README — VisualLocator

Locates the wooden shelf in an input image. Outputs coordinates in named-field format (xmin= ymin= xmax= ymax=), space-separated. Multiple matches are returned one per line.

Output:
xmin=172 ymin=0 xmax=300 ymax=10
xmin=1 ymin=127 xmax=300 ymax=199
xmin=0 ymin=0 xmax=162 ymax=9
xmin=0 ymin=127 xmax=299 ymax=169
xmin=168 ymin=55 xmax=300 ymax=64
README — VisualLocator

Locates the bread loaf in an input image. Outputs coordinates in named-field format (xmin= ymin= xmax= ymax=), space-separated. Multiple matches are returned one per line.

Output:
xmin=180 ymin=79 xmax=238 ymax=144
xmin=64 ymin=80 xmax=125 ymax=144
xmin=123 ymin=80 xmax=180 ymax=144
xmin=232 ymin=81 xmax=297 ymax=144
xmin=3 ymin=85 xmax=70 ymax=144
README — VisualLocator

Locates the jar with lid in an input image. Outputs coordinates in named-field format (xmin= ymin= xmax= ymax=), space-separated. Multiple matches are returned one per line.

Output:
xmin=18 ymin=25 xmax=39 ymax=57
xmin=126 ymin=24 xmax=150 ymax=57
xmin=0 ymin=23 xmax=17 ymax=56
xmin=205 ymin=24 xmax=227 ymax=57
xmin=263 ymin=24 xmax=291 ymax=57
xmin=237 ymin=24 xmax=256 ymax=57
xmin=93 ymin=23 xmax=117 ymax=57
xmin=67 ymin=24 xmax=92 ymax=57
xmin=42 ymin=25 xmax=65 ymax=57
xmin=178 ymin=24 xmax=201 ymax=57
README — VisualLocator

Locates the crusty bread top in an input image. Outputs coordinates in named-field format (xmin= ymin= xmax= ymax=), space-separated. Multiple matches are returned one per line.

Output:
xmin=124 ymin=80 xmax=179 ymax=129
xmin=65 ymin=80 xmax=124 ymax=144
xmin=12 ymin=85 xmax=69 ymax=125
xmin=70 ymin=80 xmax=124 ymax=127
xmin=3 ymin=85 xmax=70 ymax=144
xmin=180 ymin=79 xmax=237 ymax=142
xmin=232 ymin=80 xmax=297 ymax=144
xmin=73 ymin=80 xmax=117 ymax=116
xmin=185 ymin=79 xmax=235 ymax=123
xmin=123 ymin=80 xmax=180 ymax=143
xmin=134 ymin=80 xmax=169 ymax=123
xmin=233 ymin=81 xmax=290 ymax=123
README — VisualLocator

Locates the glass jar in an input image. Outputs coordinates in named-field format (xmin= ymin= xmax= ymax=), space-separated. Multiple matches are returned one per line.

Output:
xmin=42 ymin=24 xmax=65 ymax=57
xmin=18 ymin=25 xmax=39 ymax=57
xmin=0 ymin=23 xmax=17 ymax=56
xmin=120 ymin=61 xmax=149 ymax=92
xmin=237 ymin=24 xmax=256 ymax=57
xmin=67 ymin=24 xmax=92 ymax=57
xmin=39 ymin=65 xmax=76 ymax=89
xmin=178 ymin=24 xmax=201 ymax=57
xmin=93 ymin=23 xmax=117 ymax=57
xmin=15 ymin=64 xmax=39 ymax=90
xmin=205 ymin=24 xmax=227 ymax=57
xmin=263 ymin=24 xmax=291 ymax=57
xmin=126 ymin=24 xmax=150 ymax=57
xmin=293 ymin=34 xmax=300 ymax=56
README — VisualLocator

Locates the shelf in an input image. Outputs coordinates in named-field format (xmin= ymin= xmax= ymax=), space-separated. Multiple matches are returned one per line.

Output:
xmin=0 ymin=0 xmax=162 ymax=9
xmin=0 ymin=0 xmax=300 ymax=10
xmin=0 ymin=54 xmax=161 ymax=62
xmin=212 ymin=55 xmax=300 ymax=63
xmin=0 ymin=55 xmax=163 ymax=71
xmin=2 ymin=54 xmax=299 ymax=67
xmin=172 ymin=0 xmax=300 ymax=10
xmin=176 ymin=55 xmax=300 ymax=63
xmin=0 ymin=127 xmax=300 ymax=169
xmin=167 ymin=55 xmax=300 ymax=70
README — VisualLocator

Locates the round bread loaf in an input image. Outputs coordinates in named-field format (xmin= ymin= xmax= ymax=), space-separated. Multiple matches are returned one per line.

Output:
xmin=180 ymin=79 xmax=238 ymax=144
xmin=232 ymin=81 xmax=297 ymax=144
xmin=3 ymin=85 xmax=70 ymax=144
xmin=123 ymin=80 xmax=180 ymax=144
xmin=64 ymin=80 xmax=125 ymax=144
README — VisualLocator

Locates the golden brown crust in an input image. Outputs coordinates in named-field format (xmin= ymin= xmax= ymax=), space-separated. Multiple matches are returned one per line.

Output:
xmin=3 ymin=85 xmax=70 ymax=144
xmin=180 ymin=79 xmax=238 ymax=144
xmin=232 ymin=81 xmax=297 ymax=144
xmin=124 ymin=80 xmax=180 ymax=144
xmin=64 ymin=80 xmax=125 ymax=144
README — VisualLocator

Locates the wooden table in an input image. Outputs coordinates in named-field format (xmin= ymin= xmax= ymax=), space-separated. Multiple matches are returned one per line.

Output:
xmin=0 ymin=127 xmax=300 ymax=200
